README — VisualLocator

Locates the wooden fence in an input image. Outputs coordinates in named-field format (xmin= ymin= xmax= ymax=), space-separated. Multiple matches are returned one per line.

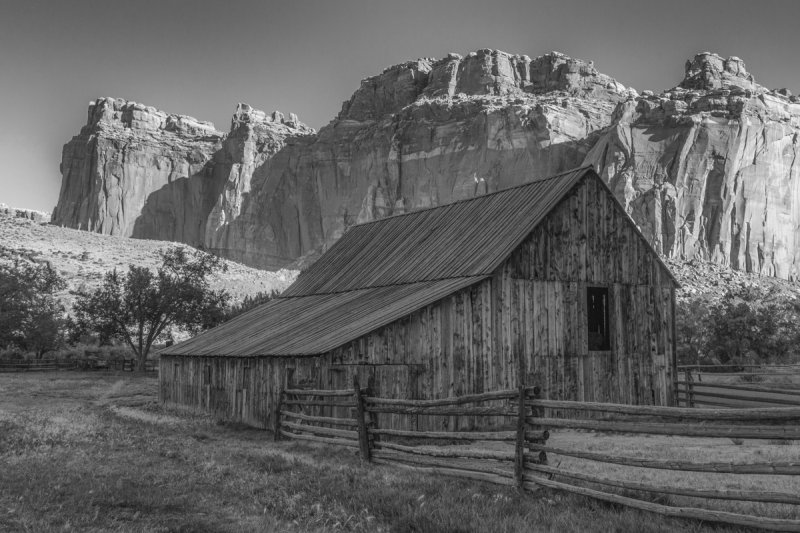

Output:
xmin=0 ymin=359 xmax=77 ymax=372
xmin=0 ymin=358 xmax=158 ymax=373
xmin=677 ymin=364 xmax=800 ymax=408
xmin=275 ymin=379 xmax=800 ymax=531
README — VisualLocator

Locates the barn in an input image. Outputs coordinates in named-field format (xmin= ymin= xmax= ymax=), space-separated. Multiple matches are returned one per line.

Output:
xmin=159 ymin=166 xmax=679 ymax=430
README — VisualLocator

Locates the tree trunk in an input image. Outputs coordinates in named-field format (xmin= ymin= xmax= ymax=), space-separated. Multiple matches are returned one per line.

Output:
xmin=136 ymin=352 xmax=147 ymax=373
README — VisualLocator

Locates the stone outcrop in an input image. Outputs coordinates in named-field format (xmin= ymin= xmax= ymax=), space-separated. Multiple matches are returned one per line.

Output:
xmin=585 ymin=52 xmax=800 ymax=279
xmin=204 ymin=104 xmax=315 ymax=266
xmin=52 ymin=97 xmax=226 ymax=246
xmin=52 ymin=98 xmax=313 ymax=249
xmin=0 ymin=203 xmax=50 ymax=223
xmin=53 ymin=50 xmax=800 ymax=280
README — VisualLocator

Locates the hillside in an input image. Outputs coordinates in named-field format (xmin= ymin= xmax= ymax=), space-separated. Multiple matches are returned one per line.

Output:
xmin=0 ymin=211 xmax=297 ymax=308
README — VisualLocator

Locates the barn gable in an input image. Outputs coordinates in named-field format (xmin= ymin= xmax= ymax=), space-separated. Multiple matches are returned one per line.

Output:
xmin=162 ymin=166 xmax=676 ymax=358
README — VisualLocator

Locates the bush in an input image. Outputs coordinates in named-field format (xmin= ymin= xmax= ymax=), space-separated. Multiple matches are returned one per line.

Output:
xmin=0 ymin=259 xmax=66 ymax=357
xmin=676 ymin=286 xmax=800 ymax=366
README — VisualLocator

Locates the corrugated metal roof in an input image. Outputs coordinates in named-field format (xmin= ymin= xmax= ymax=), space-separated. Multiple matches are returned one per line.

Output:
xmin=283 ymin=167 xmax=589 ymax=296
xmin=161 ymin=276 xmax=485 ymax=356
xmin=163 ymin=165 xmax=677 ymax=358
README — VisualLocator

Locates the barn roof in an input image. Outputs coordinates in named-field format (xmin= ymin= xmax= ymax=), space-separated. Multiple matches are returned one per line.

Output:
xmin=162 ymin=166 xmax=676 ymax=357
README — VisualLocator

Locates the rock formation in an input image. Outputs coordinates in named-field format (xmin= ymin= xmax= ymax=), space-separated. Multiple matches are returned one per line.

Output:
xmin=53 ymin=97 xmax=226 ymax=246
xmin=203 ymin=50 xmax=634 ymax=267
xmin=0 ymin=203 xmax=50 ymax=223
xmin=53 ymin=50 xmax=800 ymax=279
xmin=585 ymin=52 xmax=800 ymax=279
xmin=52 ymin=98 xmax=313 ymax=249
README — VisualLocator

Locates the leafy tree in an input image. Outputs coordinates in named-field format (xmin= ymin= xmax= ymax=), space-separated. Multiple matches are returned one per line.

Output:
xmin=0 ymin=259 xmax=66 ymax=357
xmin=700 ymin=286 xmax=799 ymax=366
xmin=72 ymin=248 xmax=229 ymax=370
xmin=676 ymin=284 xmax=800 ymax=367
xmin=675 ymin=296 xmax=712 ymax=365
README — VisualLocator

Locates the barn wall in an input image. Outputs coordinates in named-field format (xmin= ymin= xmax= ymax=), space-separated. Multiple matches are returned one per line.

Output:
xmin=159 ymin=355 xmax=324 ymax=429
xmin=158 ymin=353 xmax=433 ymax=430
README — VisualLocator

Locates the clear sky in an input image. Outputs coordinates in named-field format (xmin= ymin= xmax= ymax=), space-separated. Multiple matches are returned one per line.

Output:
xmin=1 ymin=0 xmax=798 ymax=211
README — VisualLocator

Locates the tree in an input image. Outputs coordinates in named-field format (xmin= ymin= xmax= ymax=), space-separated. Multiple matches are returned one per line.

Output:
xmin=72 ymin=248 xmax=229 ymax=370
xmin=675 ymin=295 xmax=711 ymax=365
xmin=702 ymin=286 xmax=799 ymax=366
xmin=222 ymin=289 xmax=279 ymax=321
xmin=0 ymin=259 xmax=66 ymax=357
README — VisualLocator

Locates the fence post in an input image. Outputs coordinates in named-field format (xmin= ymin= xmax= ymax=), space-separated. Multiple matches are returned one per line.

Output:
xmin=515 ymin=381 xmax=526 ymax=489
xmin=686 ymin=369 xmax=695 ymax=408
xmin=515 ymin=352 xmax=528 ymax=489
xmin=273 ymin=389 xmax=285 ymax=442
xmin=353 ymin=375 xmax=371 ymax=462
xmin=530 ymin=385 xmax=548 ymax=465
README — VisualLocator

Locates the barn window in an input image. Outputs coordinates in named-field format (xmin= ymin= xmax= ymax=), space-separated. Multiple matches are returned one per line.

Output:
xmin=242 ymin=366 xmax=250 ymax=389
xmin=587 ymin=287 xmax=610 ymax=351
xmin=203 ymin=365 xmax=211 ymax=386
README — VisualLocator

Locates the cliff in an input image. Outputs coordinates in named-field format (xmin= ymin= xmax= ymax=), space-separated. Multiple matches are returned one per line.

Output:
xmin=204 ymin=50 xmax=634 ymax=267
xmin=51 ymin=98 xmax=313 ymax=249
xmin=53 ymin=50 xmax=800 ymax=279
xmin=585 ymin=52 xmax=800 ymax=279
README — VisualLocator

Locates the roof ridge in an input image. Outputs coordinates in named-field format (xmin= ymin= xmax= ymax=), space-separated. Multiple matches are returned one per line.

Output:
xmin=351 ymin=165 xmax=594 ymax=228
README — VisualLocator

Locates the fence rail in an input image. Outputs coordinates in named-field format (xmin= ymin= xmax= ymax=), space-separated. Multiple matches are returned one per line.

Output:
xmin=0 ymin=359 xmax=76 ymax=372
xmin=0 ymin=358 xmax=158 ymax=373
xmin=274 ymin=382 xmax=800 ymax=531
xmin=676 ymin=364 xmax=800 ymax=409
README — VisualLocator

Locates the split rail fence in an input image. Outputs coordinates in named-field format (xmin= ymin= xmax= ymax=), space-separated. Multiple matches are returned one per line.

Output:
xmin=677 ymin=364 xmax=800 ymax=409
xmin=0 ymin=358 xmax=158 ymax=373
xmin=276 ymin=378 xmax=800 ymax=532
xmin=0 ymin=359 xmax=76 ymax=372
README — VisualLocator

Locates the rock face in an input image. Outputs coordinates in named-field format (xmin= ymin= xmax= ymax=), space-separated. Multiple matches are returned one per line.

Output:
xmin=52 ymin=97 xmax=227 ymax=246
xmin=585 ymin=52 xmax=800 ymax=279
xmin=53 ymin=50 xmax=800 ymax=279
xmin=53 ymin=98 xmax=314 ymax=252
xmin=205 ymin=50 xmax=634 ymax=267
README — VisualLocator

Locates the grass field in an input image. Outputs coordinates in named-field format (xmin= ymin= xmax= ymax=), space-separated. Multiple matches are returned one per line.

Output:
xmin=0 ymin=372 xmax=789 ymax=533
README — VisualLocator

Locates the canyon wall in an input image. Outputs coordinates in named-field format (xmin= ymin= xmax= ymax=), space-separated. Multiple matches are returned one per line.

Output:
xmin=204 ymin=50 xmax=634 ymax=267
xmin=585 ymin=52 xmax=800 ymax=278
xmin=52 ymin=98 xmax=313 ymax=249
xmin=53 ymin=50 xmax=800 ymax=279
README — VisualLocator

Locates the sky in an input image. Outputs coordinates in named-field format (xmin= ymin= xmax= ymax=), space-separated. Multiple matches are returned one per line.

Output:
xmin=1 ymin=0 xmax=799 ymax=211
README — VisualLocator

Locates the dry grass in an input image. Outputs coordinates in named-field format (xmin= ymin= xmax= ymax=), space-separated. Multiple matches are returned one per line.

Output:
xmin=0 ymin=213 xmax=297 ymax=307
xmin=0 ymin=372 xmax=776 ymax=532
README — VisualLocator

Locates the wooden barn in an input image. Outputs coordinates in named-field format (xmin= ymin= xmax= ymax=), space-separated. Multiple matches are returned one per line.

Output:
xmin=160 ymin=166 xmax=679 ymax=430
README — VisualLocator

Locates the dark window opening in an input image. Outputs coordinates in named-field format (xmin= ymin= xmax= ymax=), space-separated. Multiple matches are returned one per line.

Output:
xmin=587 ymin=287 xmax=610 ymax=351
xmin=203 ymin=365 xmax=211 ymax=386
xmin=242 ymin=366 xmax=250 ymax=390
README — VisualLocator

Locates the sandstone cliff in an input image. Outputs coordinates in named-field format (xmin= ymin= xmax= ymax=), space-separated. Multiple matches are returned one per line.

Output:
xmin=51 ymin=98 xmax=313 ymax=249
xmin=585 ymin=52 xmax=800 ymax=279
xmin=53 ymin=50 xmax=800 ymax=280
xmin=204 ymin=50 xmax=634 ymax=267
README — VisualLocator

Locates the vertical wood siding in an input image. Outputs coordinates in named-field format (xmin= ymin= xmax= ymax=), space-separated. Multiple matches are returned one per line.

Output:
xmin=161 ymin=175 xmax=676 ymax=430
